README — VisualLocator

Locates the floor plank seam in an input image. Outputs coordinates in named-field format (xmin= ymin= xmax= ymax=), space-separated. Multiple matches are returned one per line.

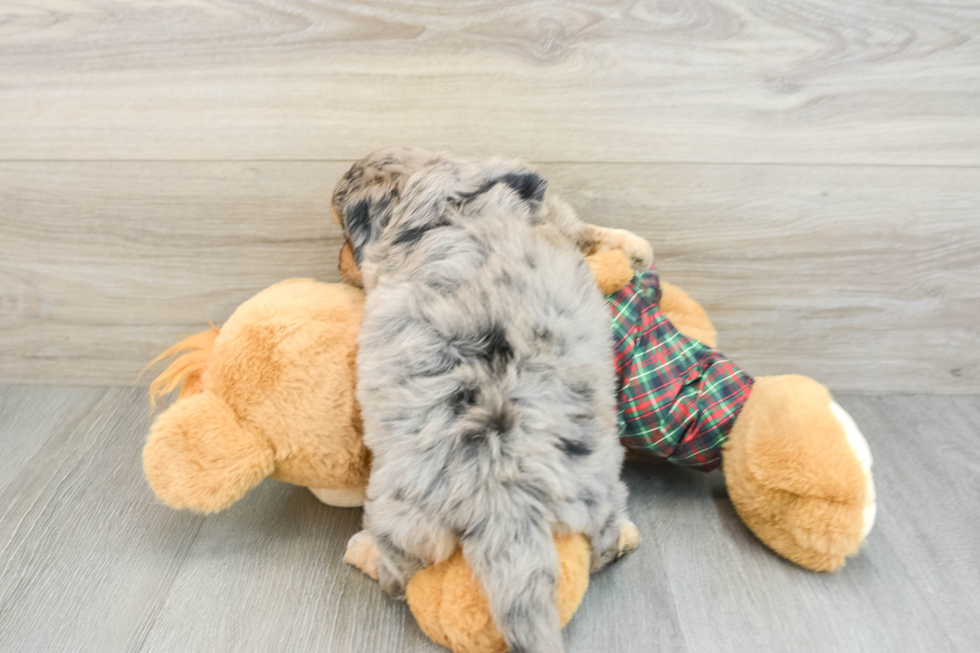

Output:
xmin=129 ymin=516 xmax=206 ymax=653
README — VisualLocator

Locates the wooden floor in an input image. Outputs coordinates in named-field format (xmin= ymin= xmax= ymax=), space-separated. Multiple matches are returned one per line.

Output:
xmin=0 ymin=385 xmax=977 ymax=652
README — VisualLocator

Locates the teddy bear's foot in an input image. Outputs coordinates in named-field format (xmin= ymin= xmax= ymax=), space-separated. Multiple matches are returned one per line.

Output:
xmin=782 ymin=403 xmax=877 ymax=563
xmin=309 ymin=485 xmax=367 ymax=508
xmin=405 ymin=534 xmax=592 ymax=653
xmin=723 ymin=375 xmax=875 ymax=572
xmin=345 ymin=530 xmax=380 ymax=580
xmin=829 ymin=402 xmax=877 ymax=540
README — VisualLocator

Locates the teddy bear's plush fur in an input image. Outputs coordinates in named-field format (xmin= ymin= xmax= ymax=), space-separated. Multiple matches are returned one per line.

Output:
xmin=145 ymin=279 xmax=370 ymax=513
xmin=144 ymin=249 xmax=874 ymax=653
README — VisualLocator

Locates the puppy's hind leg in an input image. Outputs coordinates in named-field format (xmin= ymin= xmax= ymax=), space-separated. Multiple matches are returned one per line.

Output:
xmin=589 ymin=513 xmax=641 ymax=573
xmin=343 ymin=528 xmax=426 ymax=599
xmin=361 ymin=495 xmax=459 ymax=599
xmin=587 ymin=482 xmax=640 ymax=572
xmin=373 ymin=532 xmax=426 ymax=600
xmin=344 ymin=530 xmax=423 ymax=599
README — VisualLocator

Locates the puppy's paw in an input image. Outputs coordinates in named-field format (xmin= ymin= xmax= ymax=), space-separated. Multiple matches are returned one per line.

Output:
xmin=378 ymin=562 xmax=408 ymax=601
xmin=616 ymin=520 xmax=641 ymax=558
xmin=344 ymin=530 xmax=379 ymax=580
xmin=596 ymin=228 xmax=653 ymax=271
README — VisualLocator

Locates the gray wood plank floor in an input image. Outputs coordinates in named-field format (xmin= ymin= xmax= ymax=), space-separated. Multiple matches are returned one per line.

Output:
xmin=0 ymin=386 xmax=977 ymax=652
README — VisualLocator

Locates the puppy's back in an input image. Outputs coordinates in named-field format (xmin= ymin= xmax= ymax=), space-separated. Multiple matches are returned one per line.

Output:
xmin=357 ymin=165 xmax=624 ymax=653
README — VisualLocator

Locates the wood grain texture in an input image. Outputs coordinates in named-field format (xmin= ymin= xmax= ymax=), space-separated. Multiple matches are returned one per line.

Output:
xmin=0 ymin=385 xmax=104 ymax=495
xmin=1 ymin=161 xmax=977 ymax=392
xmin=0 ymin=386 xmax=205 ymax=652
xmin=624 ymin=394 xmax=980 ymax=653
xmin=1 ymin=386 xmax=978 ymax=651
xmin=0 ymin=0 xmax=977 ymax=164
xmin=139 ymin=482 xmax=407 ymax=653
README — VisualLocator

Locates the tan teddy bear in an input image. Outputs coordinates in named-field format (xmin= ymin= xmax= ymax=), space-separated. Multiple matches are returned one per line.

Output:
xmin=144 ymin=249 xmax=874 ymax=653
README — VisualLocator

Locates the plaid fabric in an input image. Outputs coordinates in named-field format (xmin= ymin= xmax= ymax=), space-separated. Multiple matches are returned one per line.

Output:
xmin=606 ymin=265 xmax=753 ymax=471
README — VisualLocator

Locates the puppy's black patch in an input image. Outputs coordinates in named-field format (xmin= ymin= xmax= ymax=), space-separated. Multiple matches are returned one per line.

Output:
xmin=392 ymin=216 xmax=450 ymax=246
xmin=479 ymin=323 xmax=514 ymax=367
xmin=570 ymin=412 xmax=593 ymax=425
xmin=344 ymin=199 xmax=371 ymax=260
xmin=558 ymin=437 xmax=593 ymax=457
xmin=450 ymin=386 xmax=478 ymax=416
xmin=486 ymin=402 xmax=515 ymax=434
xmin=344 ymin=191 xmax=398 ymax=263
xmin=459 ymin=517 xmax=488 ymax=540
xmin=460 ymin=428 xmax=489 ymax=454
xmin=568 ymin=380 xmax=595 ymax=402
xmin=500 ymin=172 xmax=547 ymax=203
xmin=455 ymin=324 xmax=514 ymax=373
xmin=392 ymin=225 xmax=431 ymax=246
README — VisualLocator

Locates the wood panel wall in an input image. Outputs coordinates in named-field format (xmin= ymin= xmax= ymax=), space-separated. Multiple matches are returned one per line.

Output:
xmin=1 ymin=0 xmax=978 ymax=392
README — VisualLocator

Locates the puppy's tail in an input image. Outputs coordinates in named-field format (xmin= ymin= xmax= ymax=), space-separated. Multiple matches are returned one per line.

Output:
xmin=463 ymin=511 xmax=563 ymax=653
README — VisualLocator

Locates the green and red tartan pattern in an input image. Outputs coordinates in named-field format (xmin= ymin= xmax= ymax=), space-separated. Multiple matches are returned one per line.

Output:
xmin=606 ymin=266 xmax=754 ymax=471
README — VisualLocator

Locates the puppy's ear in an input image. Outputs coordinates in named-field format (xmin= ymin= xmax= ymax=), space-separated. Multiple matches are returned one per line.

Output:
xmin=343 ymin=198 xmax=373 ymax=260
xmin=333 ymin=189 xmax=397 ymax=264
xmin=499 ymin=171 xmax=547 ymax=203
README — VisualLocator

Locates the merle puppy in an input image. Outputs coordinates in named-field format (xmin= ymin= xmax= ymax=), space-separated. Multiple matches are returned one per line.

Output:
xmin=334 ymin=148 xmax=650 ymax=653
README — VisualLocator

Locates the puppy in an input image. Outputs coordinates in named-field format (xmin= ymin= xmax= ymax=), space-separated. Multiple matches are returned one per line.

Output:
xmin=334 ymin=148 xmax=648 ymax=653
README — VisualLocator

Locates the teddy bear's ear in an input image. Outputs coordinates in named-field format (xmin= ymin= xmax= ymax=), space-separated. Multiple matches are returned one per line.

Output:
xmin=143 ymin=390 xmax=275 ymax=513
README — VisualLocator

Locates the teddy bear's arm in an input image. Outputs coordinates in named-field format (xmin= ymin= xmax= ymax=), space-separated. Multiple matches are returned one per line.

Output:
xmin=587 ymin=250 xmax=717 ymax=347
xmin=659 ymin=282 xmax=717 ymax=348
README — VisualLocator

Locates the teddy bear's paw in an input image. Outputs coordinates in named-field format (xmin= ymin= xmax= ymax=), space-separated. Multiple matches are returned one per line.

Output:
xmin=785 ymin=495 xmax=868 ymax=571
xmin=309 ymin=485 xmax=367 ymax=508
xmin=596 ymin=227 xmax=654 ymax=271
xmin=830 ymin=402 xmax=877 ymax=540
xmin=345 ymin=530 xmax=380 ymax=580
xmin=616 ymin=521 xmax=641 ymax=557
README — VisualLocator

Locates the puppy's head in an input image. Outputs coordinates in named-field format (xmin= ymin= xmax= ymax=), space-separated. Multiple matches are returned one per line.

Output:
xmin=332 ymin=148 xmax=549 ymax=269
xmin=332 ymin=147 xmax=432 ymax=265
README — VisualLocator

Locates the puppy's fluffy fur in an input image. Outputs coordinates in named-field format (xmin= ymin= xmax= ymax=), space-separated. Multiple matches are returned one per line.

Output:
xmin=334 ymin=149 xmax=646 ymax=653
